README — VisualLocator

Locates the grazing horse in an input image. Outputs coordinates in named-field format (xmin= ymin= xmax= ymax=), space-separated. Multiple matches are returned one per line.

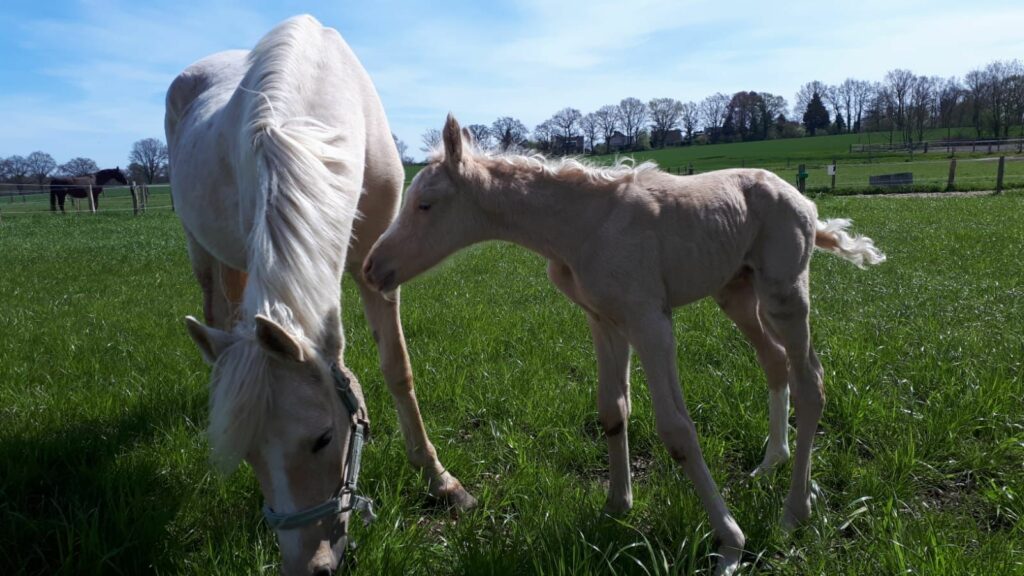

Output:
xmin=164 ymin=15 xmax=473 ymax=575
xmin=49 ymin=168 xmax=127 ymax=212
xmin=364 ymin=115 xmax=886 ymax=576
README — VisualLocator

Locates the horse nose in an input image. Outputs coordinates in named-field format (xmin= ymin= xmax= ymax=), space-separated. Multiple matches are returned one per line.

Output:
xmin=311 ymin=566 xmax=333 ymax=576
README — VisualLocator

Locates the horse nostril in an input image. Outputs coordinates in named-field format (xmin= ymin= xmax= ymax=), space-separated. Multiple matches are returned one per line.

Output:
xmin=312 ymin=566 xmax=333 ymax=576
xmin=362 ymin=257 xmax=374 ymax=277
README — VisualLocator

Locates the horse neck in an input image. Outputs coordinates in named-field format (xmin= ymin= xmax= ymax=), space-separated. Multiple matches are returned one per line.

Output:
xmin=476 ymin=162 xmax=615 ymax=262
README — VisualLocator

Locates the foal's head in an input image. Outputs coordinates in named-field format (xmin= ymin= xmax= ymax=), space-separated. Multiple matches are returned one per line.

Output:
xmin=185 ymin=313 xmax=364 ymax=576
xmin=363 ymin=114 xmax=489 ymax=292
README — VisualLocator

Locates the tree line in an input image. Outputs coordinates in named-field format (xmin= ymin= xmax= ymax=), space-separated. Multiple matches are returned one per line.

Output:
xmin=0 ymin=138 xmax=170 ymax=189
xmin=413 ymin=58 xmax=1024 ymax=158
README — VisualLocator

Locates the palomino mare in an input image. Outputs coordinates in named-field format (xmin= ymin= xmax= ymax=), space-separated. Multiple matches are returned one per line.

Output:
xmin=49 ymin=168 xmax=128 ymax=212
xmin=364 ymin=115 xmax=886 ymax=576
xmin=164 ymin=16 xmax=473 ymax=575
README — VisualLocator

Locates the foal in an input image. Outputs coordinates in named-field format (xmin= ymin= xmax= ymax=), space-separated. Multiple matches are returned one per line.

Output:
xmin=364 ymin=115 xmax=885 ymax=575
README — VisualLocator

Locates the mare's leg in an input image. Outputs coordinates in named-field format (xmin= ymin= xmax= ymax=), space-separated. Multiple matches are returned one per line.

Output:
xmin=587 ymin=314 xmax=633 ymax=514
xmin=184 ymin=231 xmax=246 ymax=330
xmin=754 ymin=270 xmax=823 ymax=529
xmin=627 ymin=309 xmax=744 ymax=576
xmin=714 ymin=270 xmax=790 ymax=477
xmin=50 ymin=191 xmax=57 ymax=212
xmin=347 ymin=154 xmax=475 ymax=509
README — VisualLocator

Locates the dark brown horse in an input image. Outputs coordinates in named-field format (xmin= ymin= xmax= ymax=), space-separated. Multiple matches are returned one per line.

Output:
xmin=49 ymin=168 xmax=128 ymax=212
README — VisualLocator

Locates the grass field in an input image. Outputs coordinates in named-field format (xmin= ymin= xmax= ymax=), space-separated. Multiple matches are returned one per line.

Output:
xmin=1 ymin=192 xmax=1022 ymax=575
xmin=400 ymin=129 xmax=1024 ymax=195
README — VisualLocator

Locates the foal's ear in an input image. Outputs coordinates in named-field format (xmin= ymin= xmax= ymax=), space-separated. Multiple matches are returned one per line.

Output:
xmin=185 ymin=316 xmax=236 ymax=365
xmin=461 ymin=126 xmax=475 ymax=149
xmin=254 ymin=314 xmax=305 ymax=363
xmin=443 ymin=113 xmax=463 ymax=168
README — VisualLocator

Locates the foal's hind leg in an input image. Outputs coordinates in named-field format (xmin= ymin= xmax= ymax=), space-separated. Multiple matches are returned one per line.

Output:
xmin=714 ymin=270 xmax=790 ymax=477
xmin=755 ymin=271 xmax=823 ymax=529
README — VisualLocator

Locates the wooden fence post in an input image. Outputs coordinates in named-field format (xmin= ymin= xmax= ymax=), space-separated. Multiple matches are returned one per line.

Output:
xmin=87 ymin=184 xmax=96 ymax=213
xmin=996 ymin=156 xmax=1005 ymax=194
xmin=946 ymin=158 xmax=957 ymax=191
xmin=130 ymin=182 xmax=139 ymax=215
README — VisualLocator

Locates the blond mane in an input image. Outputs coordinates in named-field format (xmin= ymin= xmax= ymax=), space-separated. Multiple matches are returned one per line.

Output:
xmin=429 ymin=143 xmax=661 ymax=186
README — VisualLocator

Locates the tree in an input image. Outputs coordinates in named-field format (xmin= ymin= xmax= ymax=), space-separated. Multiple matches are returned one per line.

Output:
xmin=699 ymin=93 xmax=730 ymax=142
xmin=580 ymin=112 xmax=600 ymax=154
xmin=3 ymin=155 xmax=29 ymax=187
xmin=937 ymin=77 xmax=966 ymax=140
xmin=25 ymin=151 xmax=57 ymax=185
xmin=802 ymin=92 xmax=830 ymax=136
xmin=392 ymin=134 xmax=412 ymax=164
xmin=593 ymin=105 xmax=619 ymax=151
xmin=420 ymin=128 xmax=442 ymax=153
xmin=550 ymin=107 xmax=583 ymax=153
xmin=532 ymin=120 xmax=554 ymax=151
xmin=884 ymin=68 xmax=915 ymax=144
xmin=794 ymin=81 xmax=827 ymax=119
xmin=59 ymin=157 xmax=99 ymax=177
xmin=491 ymin=116 xmax=528 ymax=151
xmin=128 ymin=138 xmax=168 ymax=184
xmin=680 ymin=101 xmax=699 ymax=144
xmin=850 ymin=79 xmax=874 ymax=132
xmin=465 ymin=124 xmax=492 ymax=150
xmin=909 ymin=75 xmax=937 ymax=142
xmin=822 ymin=85 xmax=843 ymax=132
xmin=757 ymin=93 xmax=788 ymax=139
xmin=617 ymin=97 xmax=648 ymax=148
xmin=647 ymin=97 xmax=684 ymax=147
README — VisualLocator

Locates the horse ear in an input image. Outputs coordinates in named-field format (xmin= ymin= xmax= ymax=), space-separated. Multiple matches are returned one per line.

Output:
xmin=254 ymin=314 xmax=305 ymax=363
xmin=185 ymin=316 xmax=236 ymax=365
xmin=443 ymin=113 xmax=463 ymax=168
xmin=461 ymin=126 xmax=475 ymax=149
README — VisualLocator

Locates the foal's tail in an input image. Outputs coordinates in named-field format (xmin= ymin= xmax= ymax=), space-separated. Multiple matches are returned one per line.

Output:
xmin=814 ymin=219 xmax=886 ymax=268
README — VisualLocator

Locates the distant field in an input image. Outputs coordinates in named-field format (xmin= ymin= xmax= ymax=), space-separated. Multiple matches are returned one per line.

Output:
xmin=1 ymin=192 xmax=1021 ymax=574
xmin=403 ymin=129 xmax=1024 ymax=194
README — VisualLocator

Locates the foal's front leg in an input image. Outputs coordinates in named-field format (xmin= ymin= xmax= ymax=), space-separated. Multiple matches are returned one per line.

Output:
xmin=627 ymin=309 xmax=744 ymax=576
xmin=587 ymin=315 xmax=633 ymax=514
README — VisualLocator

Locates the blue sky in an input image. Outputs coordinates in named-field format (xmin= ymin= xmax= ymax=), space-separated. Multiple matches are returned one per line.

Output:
xmin=1 ymin=0 xmax=1023 ymax=167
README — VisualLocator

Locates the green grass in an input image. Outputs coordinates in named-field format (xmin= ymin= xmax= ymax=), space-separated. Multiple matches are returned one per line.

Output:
xmin=404 ymin=129 xmax=1024 ymax=194
xmin=1 ymin=193 xmax=1022 ymax=574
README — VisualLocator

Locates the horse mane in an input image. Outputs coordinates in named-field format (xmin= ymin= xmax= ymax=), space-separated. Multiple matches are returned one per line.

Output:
xmin=206 ymin=15 xmax=358 ymax=469
xmin=431 ymin=143 xmax=660 ymax=187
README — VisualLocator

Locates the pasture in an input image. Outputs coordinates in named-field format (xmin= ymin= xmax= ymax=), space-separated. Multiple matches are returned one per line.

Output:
xmin=1 ymin=192 xmax=1022 ymax=574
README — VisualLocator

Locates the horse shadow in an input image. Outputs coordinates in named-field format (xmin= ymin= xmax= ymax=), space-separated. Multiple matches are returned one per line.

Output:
xmin=0 ymin=396 xmax=196 ymax=574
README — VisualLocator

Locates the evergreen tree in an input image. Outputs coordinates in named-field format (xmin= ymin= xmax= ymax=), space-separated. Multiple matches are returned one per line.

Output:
xmin=802 ymin=92 xmax=830 ymax=136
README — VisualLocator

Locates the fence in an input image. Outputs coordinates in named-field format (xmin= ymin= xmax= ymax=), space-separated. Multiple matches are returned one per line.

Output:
xmin=663 ymin=155 xmax=1024 ymax=195
xmin=850 ymin=138 xmax=1024 ymax=155
xmin=0 ymin=183 xmax=174 ymax=216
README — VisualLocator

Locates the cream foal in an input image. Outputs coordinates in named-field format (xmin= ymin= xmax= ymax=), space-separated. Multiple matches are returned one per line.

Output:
xmin=364 ymin=115 xmax=885 ymax=575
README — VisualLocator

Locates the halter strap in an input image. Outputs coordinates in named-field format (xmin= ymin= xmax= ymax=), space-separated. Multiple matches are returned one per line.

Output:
xmin=261 ymin=363 xmax=377 ymax=531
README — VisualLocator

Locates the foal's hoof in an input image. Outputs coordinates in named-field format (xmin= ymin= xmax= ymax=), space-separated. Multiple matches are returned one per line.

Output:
xmin=601 ymin=496 xmax=633 ymax=517
xmin=749 ymin=449 xmax=789 ymax=478
xmin=781 ymin=481 xmax=820 ymax=532
xmin=428 ymin=472 xmax=478 ymax=511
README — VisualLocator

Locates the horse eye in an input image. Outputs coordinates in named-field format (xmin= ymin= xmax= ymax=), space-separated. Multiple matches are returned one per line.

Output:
xmin=418 ymin=202 xmax=431 ymax=211
xmin=312 ymin=431 xmax=332 ymax=453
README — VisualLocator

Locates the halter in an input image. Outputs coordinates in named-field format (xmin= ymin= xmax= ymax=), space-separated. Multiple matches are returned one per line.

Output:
xmin=262 ymin=363 xmax=377 ymax=531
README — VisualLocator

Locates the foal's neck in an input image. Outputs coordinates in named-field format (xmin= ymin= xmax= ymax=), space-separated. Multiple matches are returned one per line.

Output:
xmin=478 ymin=162 xmax=616 ymax=263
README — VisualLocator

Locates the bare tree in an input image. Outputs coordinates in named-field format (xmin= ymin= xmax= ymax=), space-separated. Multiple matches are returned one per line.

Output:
xmin=128 ymin=138 xmax=169 ymax=184
xmin=793 ymin=80 xmax=828 ymax=119
xmin=699 ymin=93 xmax=730 ymax=142
xmin=885 ymin=68 xmax=915 ymax=144
xmin=680 ymin=101 xmax=699 ymax=144
xmin=593 ymin=105 xmax=619 ymax=150
xmin=909 ymin=75 xmax=937 ymax=142
xmin=647 ymin=97 xmax=684 ymax=147
xmin=3 ymin=155 xmax=29 ymax=187
xmin=580 ymin=112 xmax=600 ymax=154
xmin=59 ymin=157 xmax=99 ymax=177
xmin=25 ymin=151 xmax=57 ymax=185
xmin=822 ymin=85 xmax=844 ymax=132
xmin=392 ymin=133 xmax=412 ymax=164
xmin=617 ymin=97 xmax=648 ymax=147
xmin=465 ymin=124 xmax=492 ymax=150
xmin=851 ymin=79 xmax=874 ymax=132
xmin=533 ymin=120 xmax=554 ymax=151
xmin=550 ymin=107 xmax=583 ymax=153
xmin=757 ymin=92 xmax=788 ymax=139
xmin=420 ymin=128 xmax=442 ymax=153
xmin=491 ymin=116 xmax=528 ymax=151
xmin=937 ymin=77 xmax=966 ymax=140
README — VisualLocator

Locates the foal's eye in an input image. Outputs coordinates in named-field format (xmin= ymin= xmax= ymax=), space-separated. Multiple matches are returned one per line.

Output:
xmin=418 ymin=202 xmax=431 ymax=211
xmin=312 ymin=431 xmax=332 ymax=453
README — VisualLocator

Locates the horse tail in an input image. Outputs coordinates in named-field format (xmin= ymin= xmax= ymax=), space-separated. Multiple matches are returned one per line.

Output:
xmin=814 ymin=218 xmax=886 ymax=269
